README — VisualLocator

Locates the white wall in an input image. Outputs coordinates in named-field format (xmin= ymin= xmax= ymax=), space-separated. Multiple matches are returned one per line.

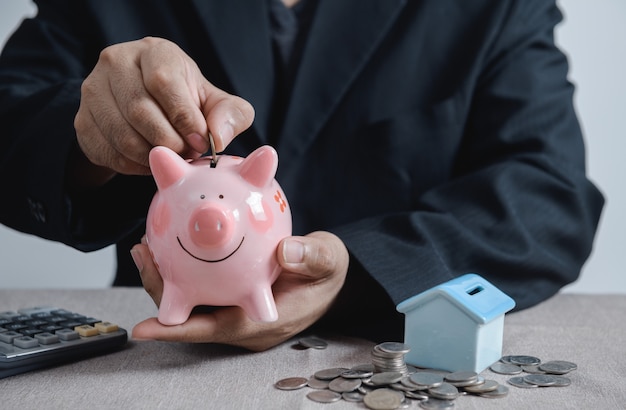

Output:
xmin=0 ymin=1 xmax=624 ymax=292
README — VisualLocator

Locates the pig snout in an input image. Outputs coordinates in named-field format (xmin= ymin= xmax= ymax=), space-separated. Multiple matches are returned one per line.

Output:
xmin=189 ymin=204 xmax=235 ymax=248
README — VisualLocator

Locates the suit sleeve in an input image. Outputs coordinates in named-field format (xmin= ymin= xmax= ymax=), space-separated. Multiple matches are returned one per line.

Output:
xmin=323 ymin=0 xmax=604 ymax=339
xmin=0 ymin=0 xmax=154 ymax=251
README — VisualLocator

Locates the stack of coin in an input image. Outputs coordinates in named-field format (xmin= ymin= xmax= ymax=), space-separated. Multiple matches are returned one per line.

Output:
xmin=371 ymin=342 xmax=411 ymax=375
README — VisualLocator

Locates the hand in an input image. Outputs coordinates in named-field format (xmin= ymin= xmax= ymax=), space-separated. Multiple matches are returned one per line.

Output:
xmin=131 ymin=231 xmax=349 ymax=351
xmin=73 ymin=37 xmax=254 ymax=182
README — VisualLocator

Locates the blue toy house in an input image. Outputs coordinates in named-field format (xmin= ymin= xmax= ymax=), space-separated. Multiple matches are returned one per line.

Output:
xmin=396 ymin=274 xmax=515 ymax=373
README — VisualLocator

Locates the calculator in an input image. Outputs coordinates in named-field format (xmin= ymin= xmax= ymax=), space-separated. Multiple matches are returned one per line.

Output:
xmin=0 ymin=306 xmax=128 ymax=379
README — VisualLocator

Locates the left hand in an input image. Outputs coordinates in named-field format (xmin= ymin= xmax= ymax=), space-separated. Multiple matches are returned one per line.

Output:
xmin=131 ymin=231 xmax=349 ymax=351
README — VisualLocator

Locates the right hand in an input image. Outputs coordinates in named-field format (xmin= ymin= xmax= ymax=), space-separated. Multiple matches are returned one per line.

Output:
xmin=73 ymin=36 xmax=254 ymax=180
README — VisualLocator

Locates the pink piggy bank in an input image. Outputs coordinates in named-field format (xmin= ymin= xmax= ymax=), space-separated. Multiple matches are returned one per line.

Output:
xmin=145 ymin=145 xmax=292 ymax=325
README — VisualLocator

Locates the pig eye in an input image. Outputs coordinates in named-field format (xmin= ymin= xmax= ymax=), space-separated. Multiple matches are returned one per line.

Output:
xmin=200 ymin=194 xmax=205 ymax=199
xmin=219 ymin=194 xmax=224 ymax=199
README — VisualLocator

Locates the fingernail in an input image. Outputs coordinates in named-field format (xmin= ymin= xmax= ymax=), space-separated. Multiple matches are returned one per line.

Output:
xmin=283 ymin=239 xmax=305 ymax=264
xmin=187 ymin=132 xmax=209 ymax=153
xmin=130 ymin=249 xmax=143 ymax=272
xmin=217 ymin=120 xmax=235 ymax=149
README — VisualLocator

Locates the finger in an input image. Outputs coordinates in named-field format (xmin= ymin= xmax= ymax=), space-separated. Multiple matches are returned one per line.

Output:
xmin=131 ymin=243 xmax=164 ymax=306
xmin=277 ymin=232 xmax=349 ymax=279
xmin=138 ymin=38 xmax=210 ymax=152
xmin=75 ymin=104 xmax=151 ymax=175
xmin=201 ymin=89 xmax=255 ymax=152
xmin=103 ymin=44 xmax=188 ymax=155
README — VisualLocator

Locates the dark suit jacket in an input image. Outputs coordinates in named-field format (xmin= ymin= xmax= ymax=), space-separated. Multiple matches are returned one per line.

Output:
xmin=0 ymin=0 xmax=604 ymax=340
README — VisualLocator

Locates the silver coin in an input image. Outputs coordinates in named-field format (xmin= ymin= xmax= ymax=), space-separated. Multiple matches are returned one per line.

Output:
xmin=489 ymin=362 xmax=523 ymax=375
xmin=419 ymin=398 xmax=456 ymax=409
xmin=377 ymin=342 xmax=411 ymax=355
xmin=499 ymin=355 xmax=515 ymax=364
xmin=445 ymin=371 xmax=478 ymax=387
xmin=371 ymin=371 xmax=404 ymax=386
xmin=460 ymin=376 xmax=485 ymax=387
xmin=550 ymin=375 xmax=572 ymax=387
xmin=307 ymin=376 xmax=330 ymax=389
xmin=523 ymin=374 xmax=557 ymax=387
xmin=307 ymin=389 xmax=342 ymax=403
xmin=463 ymin=379 xmax=499 ymax=393
xmin=298 ymin=336 xmax=328 ymax=349
xmin=342 ymin=391 xmax=365 ymax=402
xmin=507 ymin=376 xmax=539 ymax=389
xmin=444 ymin=370 xmax=477 ymax=383
xmin=353 ymin=363 xmax=376 ymax=373
xmin=539 ymin=360 xmax=577 ymax=375
xmin=401 ymin=375 xmax=427 ymax=391
xmin=391 ymin=382 xmax=417 ymax=392
xmin=508 ymin=355 xmax=541 ymax=366
xmin=428 ymin=382 xmax=459 ymax=400
xmin=363 ymin=388 xmax=404 ymax=410
xmin=410 ymin=371 xmax=445 ymax=388
xmin=342 ymin=368 xmax=374 ymax=379
xmin=405 ymin=390 xmax=429 ymax=400
xmin=521 ymin=364 xmax=546 ymax=374
xmin=328 ymin=376 xmax=362 ymax=393
xmin=274 ymin=376 xmax=308 ymax=390
xmin=314 ymin=367 xmax=349 ymax=380
xmin=479 ymin=384 xmax=509 ymax=398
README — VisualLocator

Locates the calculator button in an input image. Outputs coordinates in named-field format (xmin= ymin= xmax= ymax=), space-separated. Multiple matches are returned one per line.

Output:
xmin=0 ymin=311 xmax=20 ymax=319
xmin=59 ymin=321 xmax=83 ymax=329
xmin=40 ymin=324 xmax=64 ymax=333
xmin=75 ymin=325 xmax=99 ymax=337
xmin=0 ymin=331 xmax=22 ymax=344
xmin=19 ymin=328 xmax=44 ymax=337
xmin=95 ymin=322 xmax=119 ymax=333
xmin=56 ymin=329 xmax=79 ymax=341
xmin=13 ymin=336 xmax=39 ymax=349
xmin=35 ymin=332 xmax=60 ymax=345
xmin=4 ymin=323 xmax=27 ymax=332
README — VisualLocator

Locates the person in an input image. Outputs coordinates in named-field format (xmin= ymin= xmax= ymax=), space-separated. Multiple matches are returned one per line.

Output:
xmin=0 ymin=0 xmax=604 ymax=351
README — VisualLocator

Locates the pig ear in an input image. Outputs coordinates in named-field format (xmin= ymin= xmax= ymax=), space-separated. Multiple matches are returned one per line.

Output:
xmin=239 ymin=145 xmax=278 ymax=188
xmin=149 ymin=146 xmax=188 ymax=190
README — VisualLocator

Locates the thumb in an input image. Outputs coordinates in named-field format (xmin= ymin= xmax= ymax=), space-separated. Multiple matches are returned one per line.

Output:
xmin=277 ymin=232 xmax=348 ymax=278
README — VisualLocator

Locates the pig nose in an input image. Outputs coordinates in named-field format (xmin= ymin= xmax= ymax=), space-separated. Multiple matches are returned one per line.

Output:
xmin=189 ymin=205 xmax=234 ymax=248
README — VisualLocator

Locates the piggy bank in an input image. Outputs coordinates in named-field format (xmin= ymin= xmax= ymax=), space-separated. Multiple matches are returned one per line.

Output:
xmin=145 ymin=145 xmax=292 ymax=325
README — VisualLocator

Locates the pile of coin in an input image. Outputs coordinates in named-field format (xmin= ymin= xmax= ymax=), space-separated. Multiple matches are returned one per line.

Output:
xmin=276 ymin=341 xmax=512 ymax=409
xmin=276 ymin=340 xmax=578 ymax=409
xmin=489 ymin=355 xmax=577 ymax=389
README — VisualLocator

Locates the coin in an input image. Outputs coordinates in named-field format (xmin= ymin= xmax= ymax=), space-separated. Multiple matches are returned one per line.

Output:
xmin=328 ymin=377 xmax=362 ymax=393
xmin=523 ymin=374 xmax=557 ymax=387
xmin=274 ymin=376 xmax=308 ymax=390
xmin=489 ymin=362 xmax=523 ymax=375
xmin=550 ymin=375 xmax=572 ymax=387
xmin=444 ymin=371 xmax=478 ymax=387
xmin=342 ymin=391 xmax=365 ymax=402
xmin=419 ymin=398 xmax=455 ymax=409
xmin=507 ymin=376 xmax=539 ymax=389
xmin=363 ymin=388 xmax=404 ymax=410
xmin=299 ymin=336 xmax=328 ymax=349
xmin=342 ymin=368 xmax=374 ymax=379
xmin=539 ymin=360 xmax=577 ymax=375
xmin=377 ymin=342 xmax=411 ymax=355
xmin=307 ymin=390 xmax=342 ymax=403
xmin=371 ymin=371 xmax=404 ymax=386
xmin=521 ymin=364 xmax=546 ymax=374
xmin=307 ymin=376 xmax=330 ymax=389
xmin=410 ymin=371 xmax=445 ymax=388
xmin=508 ymin=355 xmax=541 ymax=366
xmin=463 ymin=379 xmax=499 ymax=393
xmin=479 ymin=384 xmax=509 ymax=398
xmin=428 ymin=382 xmax=459 ymax=400
xmin=314 ymin=367 xmax=349 ymax=380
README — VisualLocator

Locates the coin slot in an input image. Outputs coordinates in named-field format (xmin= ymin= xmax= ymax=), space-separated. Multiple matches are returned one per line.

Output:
xmin=467 ymin=286 xmax=484 ymax=296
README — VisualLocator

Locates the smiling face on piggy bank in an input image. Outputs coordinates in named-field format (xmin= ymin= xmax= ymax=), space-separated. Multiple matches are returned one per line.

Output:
xmin=145 ymin=145 xmax=292 ymax=325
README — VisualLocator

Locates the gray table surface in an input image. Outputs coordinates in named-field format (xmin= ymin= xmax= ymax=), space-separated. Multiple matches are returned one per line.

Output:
xmin=1 ymin=288 xmax=624 ymax=409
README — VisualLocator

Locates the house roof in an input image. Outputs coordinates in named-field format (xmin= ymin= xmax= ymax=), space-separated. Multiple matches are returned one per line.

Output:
xmin=396 ymin=273 xmax=516 ymax=324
